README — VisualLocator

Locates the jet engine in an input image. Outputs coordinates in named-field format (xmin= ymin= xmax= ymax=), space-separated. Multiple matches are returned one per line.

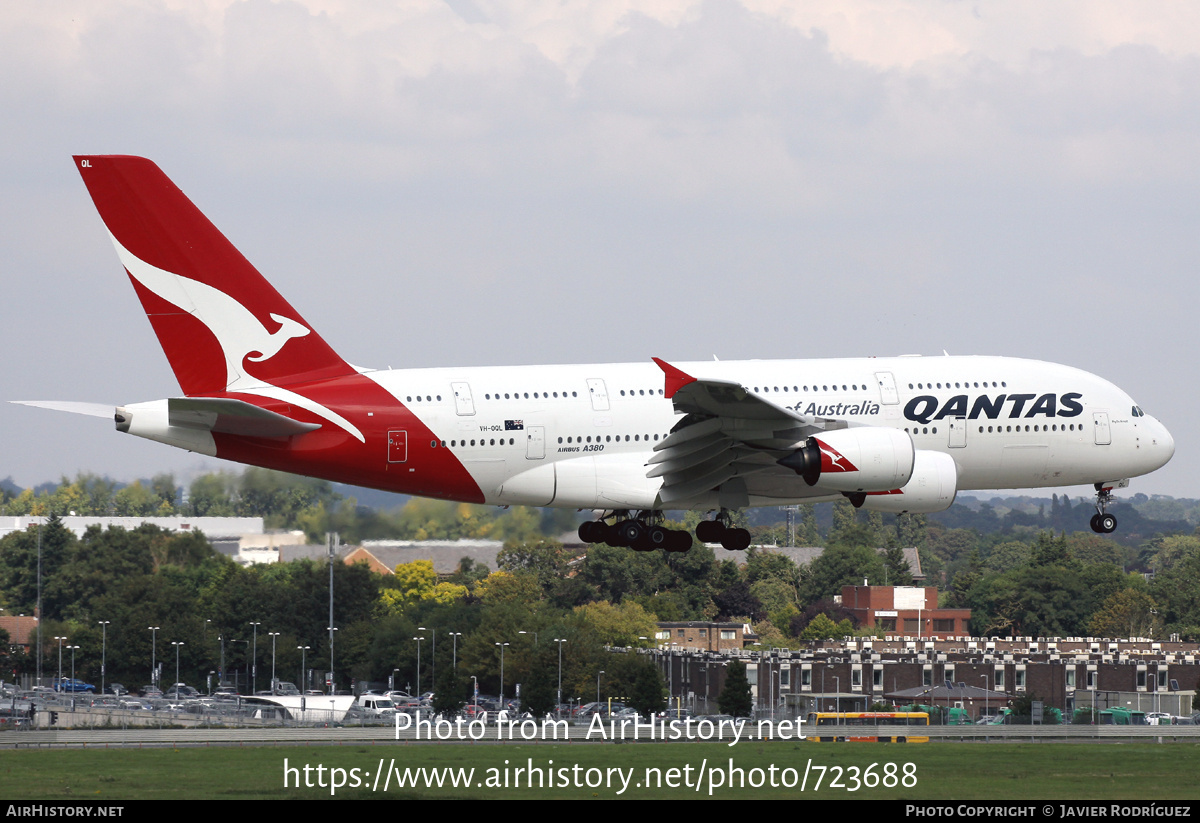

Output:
xmin=860 ymin=450 xmax=957 ymax=514
xmin=777 ymin=427 xmax=915 ymax=492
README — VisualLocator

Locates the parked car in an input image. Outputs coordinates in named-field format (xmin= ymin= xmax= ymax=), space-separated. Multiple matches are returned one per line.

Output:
xmin=165 ymin=684 xmax=200 ymax=701
xmin=55 ymin=677 xmax=96 ymax=693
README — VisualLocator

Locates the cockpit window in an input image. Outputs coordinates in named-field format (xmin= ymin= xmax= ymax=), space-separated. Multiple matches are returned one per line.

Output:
xmin=1132 ymin=406 xmax=1144 ymax=417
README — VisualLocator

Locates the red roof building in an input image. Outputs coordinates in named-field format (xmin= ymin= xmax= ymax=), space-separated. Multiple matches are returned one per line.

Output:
xmin=840 ymin=585 xmax=970 ymax=638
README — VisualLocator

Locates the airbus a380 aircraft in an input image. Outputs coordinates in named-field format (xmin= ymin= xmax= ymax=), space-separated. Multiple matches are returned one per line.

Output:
xmin=26 ymin=156 xmax=1174 ymax=553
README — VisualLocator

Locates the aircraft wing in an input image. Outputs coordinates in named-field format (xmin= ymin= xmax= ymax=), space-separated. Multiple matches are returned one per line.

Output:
xmin=650 ymin=358 xmax=845 ymax=505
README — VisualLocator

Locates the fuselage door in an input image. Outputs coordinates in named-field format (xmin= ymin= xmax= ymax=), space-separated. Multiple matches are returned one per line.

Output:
xmin=451 ymin=382 xmax=475 ymax=416
xmin=875 ymin=372 xmax=899 ymax=405
xmin=387 ymin=430 xmax=408 ymax=463
xmin=948 ymin=417 xmax=967 ymax=448
xmin=526 ymin=426 xmax=545 ymax=460
xmin=586 ymin=379 xmax=610 ymax=412
xmin=1093 ymin=412 xmax=1111 ymax=445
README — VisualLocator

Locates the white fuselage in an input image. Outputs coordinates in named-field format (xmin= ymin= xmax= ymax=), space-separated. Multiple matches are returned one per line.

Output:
xmin=361 ymin=354 xmax=1173 ymax=512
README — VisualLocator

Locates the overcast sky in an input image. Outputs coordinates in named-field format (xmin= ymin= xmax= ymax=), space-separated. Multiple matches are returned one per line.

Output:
xmin=2 ymin=1 xmax=1197 ymax=503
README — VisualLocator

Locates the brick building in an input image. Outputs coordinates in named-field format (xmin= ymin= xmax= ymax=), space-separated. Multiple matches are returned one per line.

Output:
xmin=655 ymin=622 xmax=757 ymax=652
xmin=652 ymin=637 xmax=1200 ymax=719
xmin=839 ymin=585 xmax=971 ymax=638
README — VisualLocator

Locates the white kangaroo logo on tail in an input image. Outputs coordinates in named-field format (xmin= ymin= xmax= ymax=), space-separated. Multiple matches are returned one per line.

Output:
xmin=108 ymin=232 xmax=364 ymax=442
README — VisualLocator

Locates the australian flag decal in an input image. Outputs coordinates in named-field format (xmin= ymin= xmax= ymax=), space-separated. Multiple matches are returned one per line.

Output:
xmin=505 ymin=420 xmax=525 ymax=431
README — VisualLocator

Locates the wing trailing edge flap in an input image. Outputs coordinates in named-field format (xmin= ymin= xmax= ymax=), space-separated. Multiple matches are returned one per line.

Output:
xmin=168 ymin=397 xmax=321 ymax=438
xmin=650 ymin=357 xmax=850 ymax=502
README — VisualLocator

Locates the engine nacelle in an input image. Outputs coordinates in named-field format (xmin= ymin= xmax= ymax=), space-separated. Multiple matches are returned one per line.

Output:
xmin=777 ymin=426 xmax=915 ymax=493
xmin=860 ymin=450 xmax=958 ymax=514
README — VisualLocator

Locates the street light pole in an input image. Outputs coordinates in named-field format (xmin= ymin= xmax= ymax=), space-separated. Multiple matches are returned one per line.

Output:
xmin=269 ymin=632 xmax=280 ymax=693
xmin=148 ymin=626 xmax=160 ymax=688
xmin=98 ymin=621 xmax=110 ymax=695
xmin=414 ymin=636 xmax=425 ymax=696
xmin=327 ymin=532 xmax=338 ymax=695
xmin=495 ymin=642 xmax=509 ymax=707
xmin=554 ymin=638 xmax=566 ymax=713
xmin=54 ymin=636 xmax=66 ymax=686
xmin=449 ymin=632 xmax=462 ymax=672
xmin=249 ymin=622 xmax=260 ymax=695
xmin=172 ymin=642 xmax=185 ymax=697
xmin=834 ymin=675 xmax=840 ymax=724
xmin=326 ymin=626 xmax=339 ymax=694
xmin=298 ymin=645 xmax=310 ymax=692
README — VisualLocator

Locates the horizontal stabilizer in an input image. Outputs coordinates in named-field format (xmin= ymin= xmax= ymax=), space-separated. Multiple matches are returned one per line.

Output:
xmin=11 ymin=400 xmax=115 ymax=418
xmin=166 ymin=397 xmax=321 ymax=438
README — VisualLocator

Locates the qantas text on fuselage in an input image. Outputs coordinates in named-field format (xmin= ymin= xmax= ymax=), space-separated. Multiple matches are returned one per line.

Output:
xmin=18 ymin=156 xmax=1173 ymax=552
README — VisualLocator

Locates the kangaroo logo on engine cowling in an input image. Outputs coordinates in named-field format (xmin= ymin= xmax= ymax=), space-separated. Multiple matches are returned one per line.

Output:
xmin=904 ymin=392 xmax=1083 ymax=425
xmin=814 ymin=438 xmax=858 ymax=473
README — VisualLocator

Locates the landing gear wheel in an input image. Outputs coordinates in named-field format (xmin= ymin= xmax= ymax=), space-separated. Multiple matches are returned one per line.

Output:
xmin=647 ymin=525 xmax=672 ymax=549
xmin=1089 ymin=514 xmax=1103 ymax=533
xmin=1099 ymin=514 xmax=1117 ymax=534
xmin=613 ymin=520 xmax=643 ymax=547
xmin=631 ymin=533 xmax=656 ymax=552
xmin=696 ymin=520 xmax=726 ymax=544
xmin=721 ymin=528 xmax=751 ymax=551
xmin=579 ymin=521 xmax=604 ymax=543
xmin=667 ymin=530 xmax=694 ymax=553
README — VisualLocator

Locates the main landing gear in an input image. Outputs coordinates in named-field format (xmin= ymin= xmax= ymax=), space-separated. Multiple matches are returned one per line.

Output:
xmin=695 ymin=512 xmax=752 ymax=551
xmin=1090 ymin=483 xmax=1118 ymax=534
xmin=577 ymin=509 xmax=753 ymax=552
xmin=578 ymin=512 xmax=693 ymax=553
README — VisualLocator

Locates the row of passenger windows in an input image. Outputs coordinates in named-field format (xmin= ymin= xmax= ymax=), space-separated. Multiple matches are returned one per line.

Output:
xmin=434 ymin=438 xmax=518 ymax=448
xmin=904 ymin=423 xmax=1081 ymax=436
xmin=484 ymin=391 xmax=577 ymax=400
xmin=978 ymin=423 xmax=1080 ymax=433
xmin=754 ymin=384 xmax=864 ymax=393
xmin=432 ymin=434 xmax=670 ymax=448
xmin=909 ymin=381 xmax=1006 ymax=389
xmin=558 ymin=434 xmax=664 ymax=444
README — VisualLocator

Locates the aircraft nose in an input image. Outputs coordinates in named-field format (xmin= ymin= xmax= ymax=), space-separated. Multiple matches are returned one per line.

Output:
xmin=1150 ymin=418 xmax=1175 ymax=468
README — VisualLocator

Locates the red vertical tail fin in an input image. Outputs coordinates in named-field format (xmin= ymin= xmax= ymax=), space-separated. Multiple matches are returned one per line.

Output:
xmin=74 ymin=155 xmax=354 ymax=396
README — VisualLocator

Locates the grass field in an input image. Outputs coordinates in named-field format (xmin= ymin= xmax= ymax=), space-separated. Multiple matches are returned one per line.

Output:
xmin=2 ymin=741 xmax=1199 ymax=800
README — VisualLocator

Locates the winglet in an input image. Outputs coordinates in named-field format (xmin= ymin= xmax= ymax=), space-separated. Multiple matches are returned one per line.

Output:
xmin=652 ymin=357 xmax=697 ymax=399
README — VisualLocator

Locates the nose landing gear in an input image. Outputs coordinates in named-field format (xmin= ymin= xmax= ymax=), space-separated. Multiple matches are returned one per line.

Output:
xmin=1090 ymin=483 xmax=1118 ymax=534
